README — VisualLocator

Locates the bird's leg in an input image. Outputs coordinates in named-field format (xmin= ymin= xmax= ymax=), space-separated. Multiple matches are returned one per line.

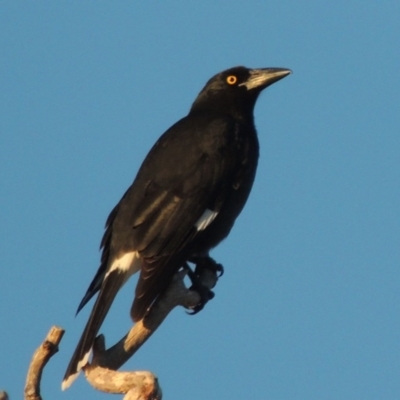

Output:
xmin=183 ymin=255 xmax=224 ymax=315
xmin=190 ymin=255 xmax=224 ymax=278
xmin=183 ymin=262 xmax=215 ymax=315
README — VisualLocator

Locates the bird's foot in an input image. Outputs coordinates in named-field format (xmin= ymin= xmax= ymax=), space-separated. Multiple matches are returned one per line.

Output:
xmin=183 ymin=256 xmax=224 ymax=315
xmin=186 ymin=268 xmax=215 ymax=315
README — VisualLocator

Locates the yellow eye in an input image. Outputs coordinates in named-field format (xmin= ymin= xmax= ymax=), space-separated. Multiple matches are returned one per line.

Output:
xmin=226 ymin=75 xmax=237 ymax=85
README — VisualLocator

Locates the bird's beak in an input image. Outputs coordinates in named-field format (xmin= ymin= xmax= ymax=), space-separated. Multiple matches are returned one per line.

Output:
xmin=240 ymin=68 xmax=292 ymax=90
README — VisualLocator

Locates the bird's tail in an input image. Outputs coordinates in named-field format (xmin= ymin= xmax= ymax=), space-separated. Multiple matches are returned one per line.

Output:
xmin=61 ymin=270 xmax=126 ymax=390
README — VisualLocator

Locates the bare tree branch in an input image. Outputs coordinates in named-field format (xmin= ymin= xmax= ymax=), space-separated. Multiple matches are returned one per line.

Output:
xmin=82 ymin=266 xmax=218 ymax=398
xmin=24 ymin=326 xmax=65 ymax=400
xmin=24 ymin=265 xmax=219 ymax=399
xmin=84 ymin=366 xmax=162 ymax=400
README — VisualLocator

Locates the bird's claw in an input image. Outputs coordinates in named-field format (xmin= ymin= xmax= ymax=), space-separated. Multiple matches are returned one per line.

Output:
xmin=183 ymin=258 xmax=222 ymax=315
xmin=186 ymin=285 xmax=215 ymax=315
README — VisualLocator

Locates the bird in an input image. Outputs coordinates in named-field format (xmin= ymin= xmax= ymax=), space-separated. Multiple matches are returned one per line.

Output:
xmin=62 ymin=65 xmax=291 ymax=390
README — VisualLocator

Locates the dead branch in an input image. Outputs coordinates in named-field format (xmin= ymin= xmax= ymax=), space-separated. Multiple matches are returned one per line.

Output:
xmin=24 ymin=326 xmax=65 ymax=400
xmin=25 ymin=266 xmax=218 ymax=399
xmin=82 ymin=266 xmax=218 ymax=398
xmin=84 ymin=366 xmax=161 ymax=400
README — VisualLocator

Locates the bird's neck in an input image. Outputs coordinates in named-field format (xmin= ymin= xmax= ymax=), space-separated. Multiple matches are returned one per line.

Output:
xmin=190 ymin=97 xmax=256 ymax=125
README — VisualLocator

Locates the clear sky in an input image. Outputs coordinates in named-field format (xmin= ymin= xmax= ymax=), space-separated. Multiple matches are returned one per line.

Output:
xmin=1 ymin=2 xmax=399 ymax=399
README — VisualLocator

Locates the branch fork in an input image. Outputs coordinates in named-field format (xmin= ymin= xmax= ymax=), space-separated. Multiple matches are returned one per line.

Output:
xmin=25 ymin=267 xmax=219 ymax=400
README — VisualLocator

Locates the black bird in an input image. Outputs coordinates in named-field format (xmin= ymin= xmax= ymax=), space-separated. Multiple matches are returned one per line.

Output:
xmin=62 ymin=66 xmax=291 ymax=389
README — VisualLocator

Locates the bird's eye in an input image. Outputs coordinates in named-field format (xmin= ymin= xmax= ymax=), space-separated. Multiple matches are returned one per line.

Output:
xmin=226 ymin=75 xmax=238 ymax=85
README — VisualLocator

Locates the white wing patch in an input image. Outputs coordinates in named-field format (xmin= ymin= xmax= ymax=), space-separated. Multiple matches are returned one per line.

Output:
xmin=104 ymin=251 xmax=141 ymax=281
xmin=195 ymin=209 xmax=218 ymax=231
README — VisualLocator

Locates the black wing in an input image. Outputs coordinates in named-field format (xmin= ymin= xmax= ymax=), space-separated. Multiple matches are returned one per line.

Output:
xmin=110 ymin=113 xmax=242 ymax=320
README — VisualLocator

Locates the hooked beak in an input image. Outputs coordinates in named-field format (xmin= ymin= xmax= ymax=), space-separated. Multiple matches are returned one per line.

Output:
xmin=240 ymin=68 xmax=292 ymax=90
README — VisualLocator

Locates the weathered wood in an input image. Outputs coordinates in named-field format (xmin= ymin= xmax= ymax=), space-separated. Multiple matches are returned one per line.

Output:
xmin=24 ymin=326 xmax=65 ymax=400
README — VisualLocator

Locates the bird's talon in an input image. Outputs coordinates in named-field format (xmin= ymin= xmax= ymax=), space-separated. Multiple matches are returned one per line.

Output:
xmin=215 ymin=263 xmax=224 ymax=277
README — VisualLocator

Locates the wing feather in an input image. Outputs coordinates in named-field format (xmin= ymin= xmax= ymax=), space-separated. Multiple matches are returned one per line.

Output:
xmin=99 ymin=115 xmax=240 ymax=321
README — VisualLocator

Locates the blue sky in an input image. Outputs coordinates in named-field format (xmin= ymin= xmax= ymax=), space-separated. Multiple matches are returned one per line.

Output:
xmin=1 ymin=2 xmax=399 ymax=399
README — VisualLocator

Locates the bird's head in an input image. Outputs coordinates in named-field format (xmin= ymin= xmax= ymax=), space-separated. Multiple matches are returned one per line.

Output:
xmin=190 ymin=66 xmax=291 ymax=119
